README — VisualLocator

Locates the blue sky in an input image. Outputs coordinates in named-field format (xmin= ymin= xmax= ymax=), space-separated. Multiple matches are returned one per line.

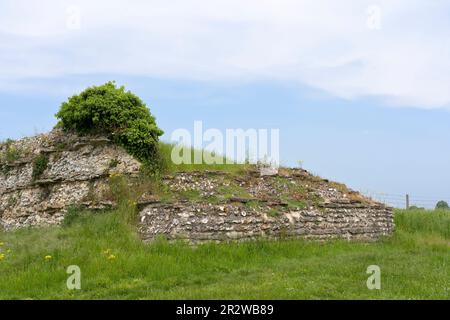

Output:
xmin=1 ymin=1 xmax=450 ymax=207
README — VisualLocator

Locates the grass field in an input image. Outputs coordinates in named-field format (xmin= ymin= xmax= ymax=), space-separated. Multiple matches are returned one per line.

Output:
xmin=0 ymin=207 xmax=448 ymax=300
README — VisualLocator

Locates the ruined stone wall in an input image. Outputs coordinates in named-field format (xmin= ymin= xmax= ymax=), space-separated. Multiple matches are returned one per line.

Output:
xmin=138 ymin=198 xmax=394 ymax=242
xmin=1 ymin=130 xmax=395 ymax=241
xmin=137 ymin=171 xmax=394 ymax=241
xmin=0 ymin=130 xmax=140 ymax=229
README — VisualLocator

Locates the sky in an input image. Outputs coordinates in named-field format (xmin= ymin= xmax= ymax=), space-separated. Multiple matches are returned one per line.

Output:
xmin=1 ymin=0 xmax=450 ymax=208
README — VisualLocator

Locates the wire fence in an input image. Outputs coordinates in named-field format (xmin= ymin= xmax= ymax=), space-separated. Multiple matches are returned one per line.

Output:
xmin=361 ymin=191 xmax=450 ymax=209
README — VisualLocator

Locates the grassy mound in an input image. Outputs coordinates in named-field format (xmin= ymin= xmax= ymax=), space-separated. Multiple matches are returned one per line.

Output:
xmin=157 ymin=141 xmax=253 ymax=174
xmin=0 ymin=208 xmax=448 ymax=299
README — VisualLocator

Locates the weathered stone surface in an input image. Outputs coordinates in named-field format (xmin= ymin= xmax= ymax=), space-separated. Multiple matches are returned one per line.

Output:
xmin=1 ymin=129 xmax=395 ymax=241
xmin=138 ymin=202 xmax=394 ymax=242
xmin=0 ymin=129 xmax=140 ymax=229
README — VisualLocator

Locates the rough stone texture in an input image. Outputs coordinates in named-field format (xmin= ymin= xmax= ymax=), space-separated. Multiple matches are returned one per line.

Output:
xmin=1 ymin=130 xmax=395 ymax=241
xmin=0 ymin=129 xmax=140 ymax=229
xmin=138 ymin=198 xmax=394 ymax=242
xmin=140 ymin=169 xmax=394 ymax=241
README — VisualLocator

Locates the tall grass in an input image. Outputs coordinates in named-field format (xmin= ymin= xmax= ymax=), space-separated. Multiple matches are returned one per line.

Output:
xmin=0 ymin=209 xmax=448 ymax=299
xmin=395 ymin=209 xmax=450 ymax=239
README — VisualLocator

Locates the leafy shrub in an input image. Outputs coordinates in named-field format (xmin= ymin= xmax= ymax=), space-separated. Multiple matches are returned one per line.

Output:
xmin=435 ymin=201 xmax=449 ymax=210
xmin=32 ymin=154 xmax=49 ymax=181
xmin=55 ymin=82 xmax=164 ymax=171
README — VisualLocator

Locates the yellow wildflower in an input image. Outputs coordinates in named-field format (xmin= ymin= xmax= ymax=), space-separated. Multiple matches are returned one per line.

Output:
xmin=127 ymin=200 xmax=137 ymax=207
xmin=109 ymin=172 xmax=121 ymax=178
xmin=107 ymin=254 xmax=116 ymax=260
xmin=0 ymin=254 xmax=5 ymax=261
xmin=44 ymin=255 xmax=52 ymax=261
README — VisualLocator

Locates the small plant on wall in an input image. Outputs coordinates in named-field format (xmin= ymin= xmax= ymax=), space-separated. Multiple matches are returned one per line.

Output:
xmin=32 ymin=154 xmax=49 ymax=181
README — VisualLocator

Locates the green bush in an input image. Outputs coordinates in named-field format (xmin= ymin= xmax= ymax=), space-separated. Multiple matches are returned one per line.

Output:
xmin=435 ymin=201 xmax=449 ymax=210
xmin=32 ymin=154 xmax=49 ymax=181
xmin=55 ymin=82 xmax=164 ymax=170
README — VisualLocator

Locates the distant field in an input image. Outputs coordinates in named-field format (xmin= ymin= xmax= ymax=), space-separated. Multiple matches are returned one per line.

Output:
xmin=0 ymin=208 xmax=448 ymax=300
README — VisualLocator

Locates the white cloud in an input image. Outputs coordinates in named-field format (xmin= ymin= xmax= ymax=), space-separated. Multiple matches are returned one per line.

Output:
xmin=0 ymin=0 xmax=449 ymax=108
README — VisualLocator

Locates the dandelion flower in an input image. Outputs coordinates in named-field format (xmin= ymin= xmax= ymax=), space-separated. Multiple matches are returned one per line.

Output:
xmin=44 ymin=255 xmax=52 ymax=261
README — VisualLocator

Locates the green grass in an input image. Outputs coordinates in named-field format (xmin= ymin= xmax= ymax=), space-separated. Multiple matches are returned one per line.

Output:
xmin=158 ymin=142 xmax=252 ymax=175
xmin=218 ymin=184 xmax=252 ymax=200
xmin=395 ymin=209 xmax=449 ymax=238
xmin=0 ymin=208 xmax=448 ymax=300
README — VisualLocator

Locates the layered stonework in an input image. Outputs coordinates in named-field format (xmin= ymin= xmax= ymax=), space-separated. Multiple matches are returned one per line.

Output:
xmin=0 ymin=130 xmax=140 ymax=229
xmin=139 ymin=171 xmax=394 ymax=242
xmin=139 ymin=202 xmax=393 ymax=242
xmin=1 ymin=130 xmax=395 ymax=241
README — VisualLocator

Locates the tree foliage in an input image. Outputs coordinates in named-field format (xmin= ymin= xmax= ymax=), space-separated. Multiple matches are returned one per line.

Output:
xmin=435 ymin=201 xmax=449 ymax=210
xmin=55 ymin=82 xmax=164 ymax=169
